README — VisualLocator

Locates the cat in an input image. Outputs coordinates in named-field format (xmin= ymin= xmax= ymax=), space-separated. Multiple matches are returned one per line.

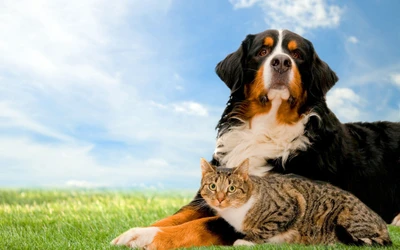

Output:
xmin=199 ymin=158 xmax=392 ymax=246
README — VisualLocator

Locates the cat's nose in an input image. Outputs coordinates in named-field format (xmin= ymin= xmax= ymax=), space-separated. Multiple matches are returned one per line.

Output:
xmin=217 ymin=193 xmax=225 ymax=203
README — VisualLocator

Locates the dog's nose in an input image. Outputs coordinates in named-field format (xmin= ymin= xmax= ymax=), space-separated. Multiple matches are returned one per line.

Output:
xmin=270 ymin=55 xmax=291 ymax=74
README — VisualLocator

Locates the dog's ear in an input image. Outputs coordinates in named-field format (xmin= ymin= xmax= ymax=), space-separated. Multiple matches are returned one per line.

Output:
xmin=215 ymin=35 xmax=254 ymax=94
xmin=308 ymin=42 xmax=338 ymax=98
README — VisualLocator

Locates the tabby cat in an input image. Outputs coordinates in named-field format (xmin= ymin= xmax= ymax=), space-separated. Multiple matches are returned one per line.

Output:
xmin=200 ymin=158 xmax=392 ymax=246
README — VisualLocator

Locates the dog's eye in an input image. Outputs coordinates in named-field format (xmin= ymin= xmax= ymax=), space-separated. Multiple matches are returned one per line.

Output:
xmin=291 ymin=50 xmax=302 ymax=59
xmin=258 ymin=47 xmax=270 ymax=57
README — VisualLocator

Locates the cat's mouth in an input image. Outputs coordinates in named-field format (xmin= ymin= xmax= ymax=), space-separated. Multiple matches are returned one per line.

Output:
xmin=213 ymin=201 xmax=228 ymax=209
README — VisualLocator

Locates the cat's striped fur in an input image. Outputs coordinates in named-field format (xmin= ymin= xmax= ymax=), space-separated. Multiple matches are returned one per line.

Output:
xmin=200 ymin=159 xmax=392 ymax=246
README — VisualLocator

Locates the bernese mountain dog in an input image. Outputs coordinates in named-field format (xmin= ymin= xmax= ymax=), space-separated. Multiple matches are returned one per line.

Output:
xmin=111 ymin=29 xmax=400 ymax=249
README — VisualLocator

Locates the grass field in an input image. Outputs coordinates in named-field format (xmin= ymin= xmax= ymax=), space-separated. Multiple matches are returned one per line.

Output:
xmin=0 ymin=189 xmax=399 ymax=250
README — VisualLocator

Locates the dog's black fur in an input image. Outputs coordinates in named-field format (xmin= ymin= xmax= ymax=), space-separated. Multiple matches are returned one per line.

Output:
xmin=212 ymin=29 xmax=400 ymax=224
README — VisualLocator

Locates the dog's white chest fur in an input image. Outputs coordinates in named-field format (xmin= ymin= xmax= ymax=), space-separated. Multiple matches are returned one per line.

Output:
xmin=214 ymin=93 xmax=313 ymax=176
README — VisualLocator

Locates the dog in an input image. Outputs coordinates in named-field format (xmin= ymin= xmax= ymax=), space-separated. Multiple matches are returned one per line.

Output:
xmin=111 ymin=29 xmax=400 ymax=249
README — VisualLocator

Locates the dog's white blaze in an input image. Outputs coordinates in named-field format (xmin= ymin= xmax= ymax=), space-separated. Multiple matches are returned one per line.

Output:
xmin=263 ymin=29 xmax=294 ymax=91
xmin=213 ymin=196 xmax=256 ymax=233
xmin=214 ymin=95 xmax=314 ymax=176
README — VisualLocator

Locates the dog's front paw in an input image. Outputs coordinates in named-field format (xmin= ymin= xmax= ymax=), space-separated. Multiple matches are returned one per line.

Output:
xmin=111 ymin=227 xmax=160 ymax=249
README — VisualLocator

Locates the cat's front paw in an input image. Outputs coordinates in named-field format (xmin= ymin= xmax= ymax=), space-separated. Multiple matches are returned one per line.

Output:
xmin=391 ymin=213 xmax=400 ymax=226
xmin=233 ymin=239 xmax=255 ymax=246
xmin=111 ymin=227 xmax=160 ymax=249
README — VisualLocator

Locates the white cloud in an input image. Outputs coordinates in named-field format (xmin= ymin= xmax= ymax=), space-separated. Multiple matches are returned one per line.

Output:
xmin=145 ymin=158 xmax=169 ymax=167
xmin=327 ymin=88 xmax=361 ymax=104
xmin=0 ymin=136 xmax=201 ymax=188
xmin=173 ymin=102 xmax=209 ymax=116
xmin=326 ymin=88 xmax=363 ymax=122
xmin=149 ymin=101 xmax=209 ymax=117
xmin=347 ymin=36 xmax=359 ymax=44
xmin=0 ymin=0 xmax=124 ymax=82
xmin=230 ymin=0 xmax=260 ymax=9
xmin=150 ymin=101 xmax=169 ymax=109
xmin=0 ymin=137 xmax=99 ymax=182
xmin=0 ymin=0 xmax=212 ymax=137
xmin=0 ymin=0 xmax=216 ymax=188
xmin=229 ymin=0 xmax=343 ymax=34
xmin=390 ymin=73 xmax=400 ymax=87
xmin=0 ymin=102 xmax=73 ymax=142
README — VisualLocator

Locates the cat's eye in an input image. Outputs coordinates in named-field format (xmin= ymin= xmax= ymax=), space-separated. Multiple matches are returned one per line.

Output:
xmin=228 ymin=185 xmax=236 ymax=193
xmin=209 ymin=183 xmax=217 ymax=191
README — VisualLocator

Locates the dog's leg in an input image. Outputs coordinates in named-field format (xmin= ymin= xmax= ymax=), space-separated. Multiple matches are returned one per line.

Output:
xmin=111 ymin=192 xmax=241 ymax=249
xmin=111 ymin=216 xmax=240 ymax=249
xmin=150 ymin=192 xmax=215 ymax=227
xmin=391 ymin=213 xmax=400 ymax=226
xmin=151 ymin=205 xmax=211 ymax=227
xmin=109 ymin=206 xmax=210 ymax=248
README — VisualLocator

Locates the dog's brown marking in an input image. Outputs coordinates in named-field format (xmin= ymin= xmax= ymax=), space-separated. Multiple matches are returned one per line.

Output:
xmin=276 ymin=65 xmax=306 ymax=124
xmin=232 ymin=66 xmax=272 ymax=127
xmin=264 ymin=37 xmax=274 ymax=47
xmin=150 ymin=216 xmax=225 ymax=250
xmin=288 ymin=40 xmax=298 ymax=51
xmin=152 ymin=206 xmax=210 ymax=227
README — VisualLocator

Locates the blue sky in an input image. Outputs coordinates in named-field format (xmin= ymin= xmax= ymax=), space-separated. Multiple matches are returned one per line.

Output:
xmin=0 ymin=0 xmax=399 ymax=189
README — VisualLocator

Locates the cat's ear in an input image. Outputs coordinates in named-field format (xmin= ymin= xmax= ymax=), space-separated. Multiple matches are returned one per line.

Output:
xmin=200 ymin=158 xmax=215 ymax=176
xmin=234 ymin=158 xmax=250 ymax=180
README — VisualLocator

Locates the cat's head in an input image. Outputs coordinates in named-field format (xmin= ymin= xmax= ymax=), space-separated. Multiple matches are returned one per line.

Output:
xmin=200 ymin=158 xmax=253 ymax=211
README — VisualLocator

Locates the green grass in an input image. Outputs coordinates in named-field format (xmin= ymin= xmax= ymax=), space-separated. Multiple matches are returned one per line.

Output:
xmin=0 ymin=189 xmax=399 ymax=250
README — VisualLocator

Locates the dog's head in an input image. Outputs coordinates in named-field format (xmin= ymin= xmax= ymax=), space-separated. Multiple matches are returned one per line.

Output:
xmin=216 ymin=29 xmax=338 ymax=124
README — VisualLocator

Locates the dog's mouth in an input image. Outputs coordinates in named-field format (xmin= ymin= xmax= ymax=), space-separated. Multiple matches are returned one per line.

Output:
xmin=258 ymin=88 xmax=296 ymax=110
xmin=269 ymin=82 xmax=289 ymax=90
xmin=255 ymin=66 xmax=300 ymax=108
xmin=258 ymin=87 xmax=293 ymax=104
